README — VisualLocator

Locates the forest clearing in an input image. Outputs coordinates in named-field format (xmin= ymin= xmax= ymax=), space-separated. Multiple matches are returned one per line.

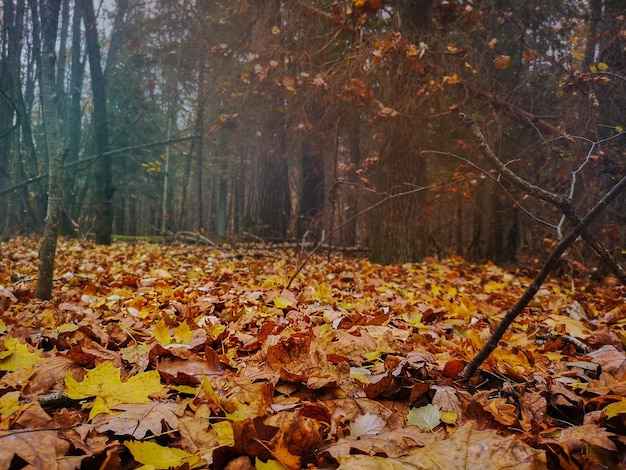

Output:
xmin=2 ymin=0 xmax=626 ymax=467
xmin=1 ymin=237 xmax=625 ymax=469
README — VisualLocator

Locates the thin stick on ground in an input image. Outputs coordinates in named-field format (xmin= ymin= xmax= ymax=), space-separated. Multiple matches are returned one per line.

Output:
xmin=461 ymin=172 xmax=626 ymax=378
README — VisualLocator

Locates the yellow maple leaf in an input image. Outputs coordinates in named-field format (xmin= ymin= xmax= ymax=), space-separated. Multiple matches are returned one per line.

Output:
xmin=255 ymin=458 xmax=290 ymax=470
xmin=545 ymin=314 xmax=592 ymax=338
xmin=64 ymin=362 xmax=164 ymax=420
xmin=153 ymin=319 xmax=172 ymax=345
xmin=604 ymin=399 xmax=626 ymax=418
xmin=483 ymin=280 xmax=506 ymax=293
xmin=125 ymin=440 xmax=203 ymax=469
xmin=225 ymin=398 xmax=249 ymax=422
xmin=402 ymin=310 xmax=426 ymax=329
xmin=173 ymin=321 xmax=193 ymax=344
xmin=0 ymin=337 xmax=42 ymax=371
xmin=441 ymin=410 xmax=457 ymax=425
xmin=273 ymin=296 xmax=293 ymax=309
xmin=212 ymin=420 xmax=235 ymax=446
xmin=0 ymin=390 xmax=21 ymax=416
xmin=202 ymin=377 xmax=222 ymax=410
xmin=311 ymin=281 xmax=333 ymax=303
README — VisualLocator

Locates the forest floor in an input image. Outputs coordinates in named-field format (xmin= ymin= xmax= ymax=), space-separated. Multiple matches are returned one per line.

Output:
xmin=0 ymin=237 xmax=625 ymax=469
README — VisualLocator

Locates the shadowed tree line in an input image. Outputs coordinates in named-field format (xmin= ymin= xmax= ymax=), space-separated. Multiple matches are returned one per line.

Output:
xmin=1 ymin=0 xmax=625 ymax=298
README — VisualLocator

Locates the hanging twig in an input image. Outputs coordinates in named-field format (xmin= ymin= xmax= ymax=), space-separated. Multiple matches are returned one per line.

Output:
xmin=459 ymin=112 xmax=626 ymax=284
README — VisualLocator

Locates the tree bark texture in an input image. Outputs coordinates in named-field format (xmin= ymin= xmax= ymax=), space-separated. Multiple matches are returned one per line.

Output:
xmin=297 ymin=132 xmax=326 ymax=240
xmin=36 ymin=0 xmax=65 ymax=300
xmin=340 ymin=111 xmax=362 ymax=246
xmin=369 ymin=128 xmax=427 ymax=264
xmin=244 ymin=0 xmax=291 ymax=238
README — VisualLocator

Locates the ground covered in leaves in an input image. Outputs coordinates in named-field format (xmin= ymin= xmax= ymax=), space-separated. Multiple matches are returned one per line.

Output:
xmin=0 ymin=238 xmax=625 ymax=469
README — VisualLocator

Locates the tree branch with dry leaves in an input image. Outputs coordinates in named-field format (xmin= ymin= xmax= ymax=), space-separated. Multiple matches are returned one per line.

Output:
xmin=459 ymin=113 xmax=626 ymax=378
xmin=458 ymin=113 xmax=626 ymax=284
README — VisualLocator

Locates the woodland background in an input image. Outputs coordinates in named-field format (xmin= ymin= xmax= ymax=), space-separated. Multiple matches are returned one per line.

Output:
xmin=1 ymin=0 xmax=625 ymax=267
xmin=2 ymin=2 xmax=626 ymax=468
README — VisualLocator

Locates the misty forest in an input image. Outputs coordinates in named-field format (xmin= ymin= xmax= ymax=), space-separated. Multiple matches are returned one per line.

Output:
xmin=1 ymin=1 xmax=626 ymax=469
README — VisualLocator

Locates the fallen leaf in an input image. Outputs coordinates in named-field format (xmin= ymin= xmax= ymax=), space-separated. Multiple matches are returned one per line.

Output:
xmin=351 ymin=412 xmax=386 ymax=437
xmin=586 ymin=345 xmax=626 ymax=376
xmin=406 ymin=404 xmax=441 ymax=431
xmin=603 ymin=398 xmax=626 ymax=418
xmin=542 ymin=423 xmax=617 ymax=453
xmin=178 ymin=405 xmax=220 ymax=453
xmin=0 ymin=430 xmax=72 ymax=469
xmin=94 ymin=401 xmax=182 ymax=438
xmin=325 ymin=427 xmax=436 ymax=460
xmin=125 ymin=439 xmax=204 ymax=469
xmin=0 ymin=391 xmax=21 ymax=416
xmin=337 ymin=422 xmax=547 ymax=469
xmin=0 ymin=337 xmax=41 ymax=371
xmin=64 ymin=361 xmax=164 ymax=419
xmin=485 ymin=397 xmax=518 ymax=426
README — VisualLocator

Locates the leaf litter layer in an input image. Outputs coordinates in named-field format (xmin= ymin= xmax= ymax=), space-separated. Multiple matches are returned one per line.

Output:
xmin=0 ymin=237 xmax=625 ymax=469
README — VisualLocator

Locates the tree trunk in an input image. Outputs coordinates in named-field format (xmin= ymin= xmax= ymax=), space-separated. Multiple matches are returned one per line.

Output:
xmin=244 ymin=0 xmax=291 ymax=239
xmin=0 ymin=0 xmax=18 ymax=234
xmin=341 ymin=111 xmax=362 ymax=246
xmin=61 ymin=0 xmax=84 ymax=235
xmin=245 ymin=118 xmax=291 ymax=238
xmin=297 ymin=131 xmax=326 ymax=240
xmin=35 ymin=0 xmax=65 ymax=300
xmin=82 ymin=0 xmax=112 ymax=245
xmin=193 ymin=87 xmax=206 ymax=233
xmin=370 ymin=119 xmax=427 ymax=264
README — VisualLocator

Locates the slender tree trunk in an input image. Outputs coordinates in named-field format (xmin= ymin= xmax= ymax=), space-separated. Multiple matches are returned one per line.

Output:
xmin=342 ymin=111 xmax=361 ymax=246
xmin=36 ymin=0 xmax=65 ymax=300
xmin=82 ymin=0 xmax=112 ymax=245
xmin=297 ymin=130 xmax=326 ymax=240
xmin=0 ymin=0 xmax=18 ymax=233
xmin=161 ymin=52 xmax=181 ymax=236
xmin=233 ymin=153 xmax=245 ymax=234
xmin=56 ymin=0 xmax=69 ymax=123
xmin=177 ymin=148 xmax=193 ymax=232
xmin=103 ymin=0 xmax=129 ymax=78
xmin=583 ymin=0 xmax=602 ymax=68
xmin=61 ymin=0 xmax=84 ymax=235
xmin=217 ymin=158 xmax=229 ymax=236
xmin=194 ymin=88 xmax=206 ymax=232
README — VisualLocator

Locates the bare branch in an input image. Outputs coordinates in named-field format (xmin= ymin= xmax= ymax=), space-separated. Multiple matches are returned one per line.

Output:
xmin=461 ymin=172 xmax=626 ymax=378
xmin=459 ymin=113 xmax=626 ymax=284
xmin=0 ymin=134 xmax=201 ymax=196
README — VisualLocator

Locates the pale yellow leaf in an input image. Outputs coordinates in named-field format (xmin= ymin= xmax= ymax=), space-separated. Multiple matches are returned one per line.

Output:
xmin=406 ymin=404 xmax=441 ymax=431
xmin=125 ymin=440 xmax=203 ymax=469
